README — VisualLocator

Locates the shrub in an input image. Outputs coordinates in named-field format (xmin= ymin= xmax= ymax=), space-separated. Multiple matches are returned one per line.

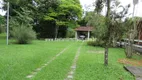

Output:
xmin=87 ymin=40 xmax=104 ymax=47
xmin=0 ymin=25 xmax=5 ymax=33
xmin=66 ymin=28 xmax=75 ymax=38
xmin=87 ymin=40 xmax=96 ymax=46
xmin=11 ymin=24 xmax=36 ymax=44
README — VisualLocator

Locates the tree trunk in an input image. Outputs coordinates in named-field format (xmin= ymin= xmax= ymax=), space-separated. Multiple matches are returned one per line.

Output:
xmin=125 ymin=33 xmax=133 ymax=58
xmin=104 ymin=0 xmax=110 ymax=66
xmin=106 ymin=0 xmax=110 ymax=18
xmin=104 ymin=47 xmax=108 ymax=65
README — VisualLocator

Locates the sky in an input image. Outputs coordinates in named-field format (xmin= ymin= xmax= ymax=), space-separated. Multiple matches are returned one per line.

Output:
xmin=0 ymin=0 xmax=142 ymax=17
xmin=80 ymin=0 xmax=142 ymax=17
xmin=0 ymin=0 xmax=5 ymax=15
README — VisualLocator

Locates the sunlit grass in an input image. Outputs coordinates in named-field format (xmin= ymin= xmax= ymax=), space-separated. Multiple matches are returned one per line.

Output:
xmin=74 ymin=44 xmax=135 ymax=80
xmin=0 ymin=33 xmax=135 ymax=80
xmin=0 ymin=33 xmax=76 ymax=80
xmin=33 ymin=42 xmax=82 ymax=80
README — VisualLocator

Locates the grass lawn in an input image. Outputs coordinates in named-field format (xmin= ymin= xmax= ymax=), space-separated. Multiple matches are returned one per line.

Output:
xmin=74 ymin=44 xmax=135 ymax=80
xmin=0 ymin=33 xmax=78 ymax=80
xmin=0 ymin=33 xmax=135 ymax=80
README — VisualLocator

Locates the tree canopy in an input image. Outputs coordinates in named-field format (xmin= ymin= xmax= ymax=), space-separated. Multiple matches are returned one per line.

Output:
xmin=2 ymin=0 xmax=83 ymax=38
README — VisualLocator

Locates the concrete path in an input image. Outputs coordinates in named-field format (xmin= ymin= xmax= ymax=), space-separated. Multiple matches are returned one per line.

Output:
xmin=26 ymin=44 xmax=73 ymax=79
xmin=64 ymin=43 xmax=83 ymax=80
xmin=124 ymin=66 xmax=142 ymax=80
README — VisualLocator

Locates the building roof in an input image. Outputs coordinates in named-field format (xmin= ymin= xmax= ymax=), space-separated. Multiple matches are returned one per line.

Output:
xmin=75 ymin=26 xmax=94 ymax=31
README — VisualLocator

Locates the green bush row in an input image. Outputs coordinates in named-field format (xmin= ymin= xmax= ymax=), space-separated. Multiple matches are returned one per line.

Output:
xmin=87 ymin=40 xmax=104 ymax=47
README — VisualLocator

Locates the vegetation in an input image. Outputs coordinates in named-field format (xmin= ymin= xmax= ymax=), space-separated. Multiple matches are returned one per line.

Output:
xmin=0 ymin=15 xmax=5 ymax=33
xmin=85 ymin=0 xmax=131 ymax=65
xmin=87 ymin=40 xmax=104 ymax=47
xmin=3 ymin=0 xmax=82 ymax=39
xmin=11 ymin=24 xmax=36 ymax=44
xmin=124 ymin=17 xmax=142 ymax=58
xmin=0 ymin=34 xmax=135 ymax=80
xmin=0 ymin=0 xmax=142 ymax=79
xmin=75 ymin=44 xmax=134 ymax=80
xmin=32 ymin=42 xmax=80 ymax=80
xmin=0 ymin=33 xmax=78 ymax=80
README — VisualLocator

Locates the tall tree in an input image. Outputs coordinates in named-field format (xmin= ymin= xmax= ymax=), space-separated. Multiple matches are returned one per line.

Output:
xmin=3 ymin=0 xmax=82 ymax=39
xmin=94 ymin=0 xmax=104 ymax=14
xmin=87 ymin=0 xmax=130 ymax=65
xmin=43 ymin=0 xmax=82 ymax=38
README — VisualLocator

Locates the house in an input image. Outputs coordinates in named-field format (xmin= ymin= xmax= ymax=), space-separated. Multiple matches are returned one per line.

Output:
xmin=137 ymin=20 xmax=142 ymax=41
xmin=75 ymin=26 xmax=94 ymax=40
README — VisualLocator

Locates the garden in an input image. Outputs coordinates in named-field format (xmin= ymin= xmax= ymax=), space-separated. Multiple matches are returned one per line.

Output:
xmin=1 ymin=33 xmax=141 ymax=80
xmin=0 ymin=0 xmax=142 ymax=80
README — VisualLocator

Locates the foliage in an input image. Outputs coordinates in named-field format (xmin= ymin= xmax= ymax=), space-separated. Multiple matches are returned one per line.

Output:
xmin=85 ymin=0 xmax=130 ymax=65
xmin=66 ymin=28 xmax=75 ymax=38
xmin=86 ymin=0 xmax=130 ymax=47
xmin=43 ymin=0 xmax=82 ymax=38
xmin=11 ymin=24 xmax=36 ymax=44
xmin=94 ymin=0 xmax=104 ymax=14
xmin=0 ymin=15 xmax=5 ymax=33
xmin=123 ymin=17 xmax=142 ymax=58
xmin=3 ymin=0 xmax=83 ymax=38
xmin=87 ymin=40 xmax=104 ymax=47
xmin=3 ymin=0 xmax=35 ymax=24
xmin=0 ymin=26 xmax=5 ymax=33
xmin=87 ymin=13 xmax=106 ymax=40
xmin=45 ymin=0 xmax=82 ymax=23
xmin=84 ymin=11 xmax=94 ymax=23
xmin=77 ymin=18 xmax=87 ymax=26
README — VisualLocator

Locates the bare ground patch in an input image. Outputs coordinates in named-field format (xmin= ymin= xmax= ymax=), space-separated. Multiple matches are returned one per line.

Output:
xmin=118 ymin=58 xmax=142 ymax=66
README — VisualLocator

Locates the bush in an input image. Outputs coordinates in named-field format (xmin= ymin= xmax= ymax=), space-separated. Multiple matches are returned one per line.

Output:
xmin=0 ymin=25 xmax=5 ymax=33
xmin=66 ymin=28 xmax=75 ymax=38
xmin=87 ymin=40 xmax=104 ymax=47
xmin=87 ymin=40 xmax=96 ymax=46
xmin=11 ymin=24 xmax=36 ymax=44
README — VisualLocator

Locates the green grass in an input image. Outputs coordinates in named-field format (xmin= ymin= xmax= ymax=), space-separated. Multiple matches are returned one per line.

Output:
xmin=0 ymin=33 xmax=135 ymax=80
xmin=32 ymin=42 xmax=82 ymax=80
xmin=74 ymin=43 xmax=135 ymax=80
xmin=132 ymin=54 xmax=142 ymax=60
xmin=0 ymin=33 xmax=77 ymax=80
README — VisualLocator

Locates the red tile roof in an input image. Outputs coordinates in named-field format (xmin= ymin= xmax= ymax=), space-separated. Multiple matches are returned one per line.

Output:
xmin=75 ymin=26 xmax=94 ymax=31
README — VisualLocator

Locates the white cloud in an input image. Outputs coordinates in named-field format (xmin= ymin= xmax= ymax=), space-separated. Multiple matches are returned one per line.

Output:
xmin=80 ymin=0 xmax=142 ymax=17
xmin=119 ymin=0 xmax=142 ymax=17
xmin=0 ymin=0 xmax=6 ymax=16
xmin=1 ymin=0 xmax=142 ymax=17
xmin=80 ymin=0 xmax=95 ymax=11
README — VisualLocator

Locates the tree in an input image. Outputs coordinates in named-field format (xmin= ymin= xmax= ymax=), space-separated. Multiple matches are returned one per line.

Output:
xmin=0 ymin=15 xmax=5 ymax=33
xmin=94 ymin=0 xmax=104 ymax=14
xmin=3 ymin=0 xmax=37 ymax=44
xmin=3 ymin=0 xmax=82 ymax=39
xmin=125 ymin=0 xmax=140 ymax=58
xmin=2 ymin=0 xmax=60 ymax=37
xmin=87 ymin=0 xmax=130 ymax=65
xmin=124 ymin=17 xmax=142 ymax=58
xmin=43 ymin=0 xmax=82 ymax=39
